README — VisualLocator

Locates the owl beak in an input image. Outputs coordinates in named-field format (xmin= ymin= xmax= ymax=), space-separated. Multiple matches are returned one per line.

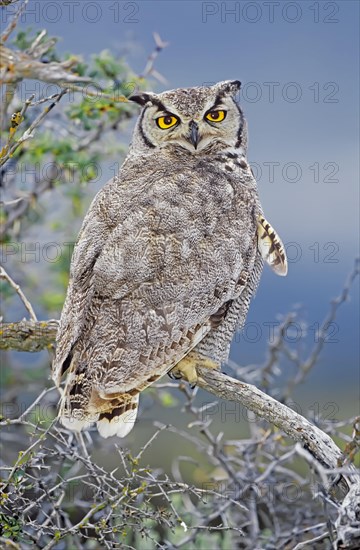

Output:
xmin=188 ymin=121 xmax=200 ymax=149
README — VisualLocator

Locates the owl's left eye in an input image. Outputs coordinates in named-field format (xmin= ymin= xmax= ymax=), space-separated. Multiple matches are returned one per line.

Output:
xmin=205 ymin=110 xmax=226 ymax=123
xmin=156 ymin=115 xmax=179 ymax=129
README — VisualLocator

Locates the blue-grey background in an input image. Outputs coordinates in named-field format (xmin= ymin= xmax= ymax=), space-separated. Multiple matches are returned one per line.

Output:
xmin=4 ymin=1 xmax=359 ymax=420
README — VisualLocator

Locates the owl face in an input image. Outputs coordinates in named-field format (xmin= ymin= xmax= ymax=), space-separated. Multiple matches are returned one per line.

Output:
xmin=130 ymin=80 xmax=245 ymax=154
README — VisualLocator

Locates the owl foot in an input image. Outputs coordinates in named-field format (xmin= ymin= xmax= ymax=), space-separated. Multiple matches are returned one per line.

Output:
xmin=170 ymin=351 xmax=220 ymax=387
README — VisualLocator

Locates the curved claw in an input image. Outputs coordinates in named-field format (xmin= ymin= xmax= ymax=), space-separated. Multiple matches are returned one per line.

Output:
xmin=168 ymin=371 xmax=182 ymax=381
xmin=169 ymin=352 xmax=220 ymax=387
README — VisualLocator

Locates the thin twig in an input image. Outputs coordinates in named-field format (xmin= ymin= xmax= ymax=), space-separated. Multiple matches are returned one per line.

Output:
xmin=0 ymin=264 xmax=37 ymax=321
xmin=284 ymin=258 xmax=360 ymax=397
xmin=0 ymin=88 xmax=68 ymax=166
xmin=0 ymin=0 xmax=29 ymax=43
xmin=292 ymin=532 xmax=330 ymax=549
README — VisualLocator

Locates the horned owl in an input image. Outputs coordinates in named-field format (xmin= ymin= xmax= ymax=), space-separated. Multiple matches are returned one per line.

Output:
xmin=52 ymin=80 xmax=287 ymax=438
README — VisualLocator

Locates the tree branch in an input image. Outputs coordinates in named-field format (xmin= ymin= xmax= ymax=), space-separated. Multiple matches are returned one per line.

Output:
xmin=334 ymin=482 xmax=360 ymax=549
xmin=1 ymin=318 xmax=358 ymax=494
xmin=196 ymin=368 xmax=357 ymax=487
xmin=0 ymin=319 xmax=58 ymax=352
xmin=0 ymin=265 xmax=37 ymax=321
xmin=0 ymin=88 xmax=68 ymax=166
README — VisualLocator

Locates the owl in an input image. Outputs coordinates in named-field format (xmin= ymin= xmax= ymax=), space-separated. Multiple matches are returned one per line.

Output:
xmin=52 ymin=80 xmax=287 ymax=438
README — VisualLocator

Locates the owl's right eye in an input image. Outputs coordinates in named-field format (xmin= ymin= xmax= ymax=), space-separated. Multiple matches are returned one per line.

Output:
xmin=156 ymin=115 xmax=179 ymax=129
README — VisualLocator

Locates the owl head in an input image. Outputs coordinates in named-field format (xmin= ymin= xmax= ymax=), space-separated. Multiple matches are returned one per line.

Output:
xmin=129 ymin=80 xmax=248 ymax=155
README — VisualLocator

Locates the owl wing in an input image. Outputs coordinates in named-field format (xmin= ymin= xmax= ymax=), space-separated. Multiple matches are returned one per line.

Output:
xmin=53 ymin=183 xmax=235 ymax=437
xmin=52 ymin=188 xmax=113 ymax=385
xmin=57 ymin=219 xmax=220 ymax=382
xmin=53 ymin=173 xmax=160 ymax=384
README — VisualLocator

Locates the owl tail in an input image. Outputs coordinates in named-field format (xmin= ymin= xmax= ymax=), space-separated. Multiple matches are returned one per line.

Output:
xmin=96 ymin=395 xmax=139 ymax=438
xmin=59 ymin=393 xmax=139 ymax=439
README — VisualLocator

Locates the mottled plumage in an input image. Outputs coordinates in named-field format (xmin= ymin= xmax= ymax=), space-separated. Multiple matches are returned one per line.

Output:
xmin=52 ymin=80 xmax=287 ymax=438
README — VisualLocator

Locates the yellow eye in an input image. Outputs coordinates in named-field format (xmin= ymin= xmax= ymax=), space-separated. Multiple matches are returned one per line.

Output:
xmin=156 ymin=115 xmax=179 ymax=129
xmin=205 ymin=110 xmax=226 ymax=123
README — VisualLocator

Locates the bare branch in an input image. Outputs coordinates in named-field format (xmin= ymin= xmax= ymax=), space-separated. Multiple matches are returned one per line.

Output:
xmin=0 ymin=92 xmax=34 ymax=157
xmin=0 ymin=319 xmax=58 ymax=351
xmin=0 ymin=318 xmax=357 ymax=493
xmin=196 ymin=367 xmax=357 ymax=490
xmin=139 ymin=32 xmax=169 ymax=83
xmin=0 ymin=88 xmax=68 ymax=166
xmin=293 ymin=532 xmax=330 ymax=549
xmin=0 ymin=0 xmax=29 ymax=43
xmin=0 ymin=265 xmax=37 ymax=321
xmin=284 ymin=258 xmax=360 ymax=397
xmin=334 ymin=482 xmax=360 ymax=549
xmin=0 ymin=43 xmax=91 ymax=85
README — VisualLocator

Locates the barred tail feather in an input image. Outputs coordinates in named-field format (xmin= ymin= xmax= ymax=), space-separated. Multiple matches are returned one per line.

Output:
xmin=58 ymin=382 xmax=139 ymax=438
xmin=97 ymin=395 xmax=139 ymax=438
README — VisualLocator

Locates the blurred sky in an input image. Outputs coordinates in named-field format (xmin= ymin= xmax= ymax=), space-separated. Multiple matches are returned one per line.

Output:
xmin=5 ymin=1 xmax=359 ymax=410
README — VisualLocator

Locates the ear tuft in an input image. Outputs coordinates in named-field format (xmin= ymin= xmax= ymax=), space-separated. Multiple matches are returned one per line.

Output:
xmin=129 ymin=93 xmax=153 ymax=106
xmin=216 ymin=80 xmax=241 ymax=97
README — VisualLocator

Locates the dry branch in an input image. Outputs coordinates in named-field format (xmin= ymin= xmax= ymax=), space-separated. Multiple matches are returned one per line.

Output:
xmin=0 ymin=44 xmax=91 ymax=85
xmin=0 ymin=317 xmax=358 ymax=495
xmin=0 ymin=265 xmax=37 ymax=321
xmin=0 ymin=0 xmax=29 ymax=44
xmin=334 ymin=482 xmax=360 ymax=549
xmin=0 ymin=319 xmax=58 ymax=351
xmin=0 ymin=87 xmax=68 ymax=166
xmin=196 ymin=368 xmax=357 ymax=487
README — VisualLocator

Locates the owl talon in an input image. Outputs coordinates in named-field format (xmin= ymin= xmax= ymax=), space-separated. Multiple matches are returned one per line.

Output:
xmin=170 ymin=351 xmax=220 ymax=387
xmin=170 ymin=361 xmax=198 ymax=386
xmin=168 ymin=371 xmax=182 ymax=381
